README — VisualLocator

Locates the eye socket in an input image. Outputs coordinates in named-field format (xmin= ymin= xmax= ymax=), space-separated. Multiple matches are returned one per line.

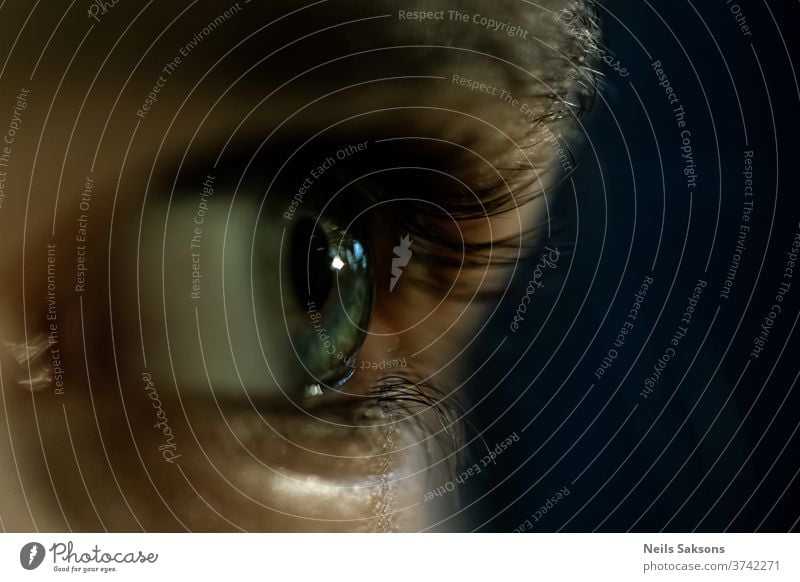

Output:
xmin=137 ymin=176 xmax=375 ymax=403
xmin=284 ymin=214 xmax=373 ymax=393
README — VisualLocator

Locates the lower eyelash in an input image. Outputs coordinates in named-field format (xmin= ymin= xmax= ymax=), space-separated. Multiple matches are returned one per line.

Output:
xmin=371 ymin=375 xmax=465 ymax=478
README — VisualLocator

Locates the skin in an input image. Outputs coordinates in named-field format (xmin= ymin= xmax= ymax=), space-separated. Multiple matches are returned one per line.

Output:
xmin=0 ymin=0 xmax=597 ymax=531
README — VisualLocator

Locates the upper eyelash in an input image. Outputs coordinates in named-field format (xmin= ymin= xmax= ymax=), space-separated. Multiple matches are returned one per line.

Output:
xmin=365 ymin=179 xmax=566 ymax=299
xmin=165 ymin=127 xmax=573 ymax=297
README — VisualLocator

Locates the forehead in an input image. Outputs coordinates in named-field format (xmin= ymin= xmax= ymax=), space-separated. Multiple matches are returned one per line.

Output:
xmin=2 ymin=0 xmax=596 ymax=146
xmin=0 ymin=1 xmax=594 ymax=239
xmin=2 ymin=0 xmax=591 ymax=89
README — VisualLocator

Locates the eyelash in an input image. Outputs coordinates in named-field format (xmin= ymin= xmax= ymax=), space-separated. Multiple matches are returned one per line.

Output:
xmin=371 ymin=375 xmax=464 ymax=475
xmin=362 ymin=180 xmax=553 ymax=301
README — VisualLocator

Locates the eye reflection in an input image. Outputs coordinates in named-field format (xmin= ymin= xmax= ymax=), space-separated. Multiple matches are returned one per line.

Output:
xmin=290 ymin=218 xmax=333 ymax=307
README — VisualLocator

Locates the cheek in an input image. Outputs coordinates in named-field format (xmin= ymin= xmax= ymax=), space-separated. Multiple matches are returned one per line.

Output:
xmin=5 ymin=379 xmax=456 ymax=531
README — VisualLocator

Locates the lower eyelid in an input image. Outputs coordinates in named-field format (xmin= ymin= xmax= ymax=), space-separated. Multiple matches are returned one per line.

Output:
xmin=371 ymin=377 xmax=464 ymax=455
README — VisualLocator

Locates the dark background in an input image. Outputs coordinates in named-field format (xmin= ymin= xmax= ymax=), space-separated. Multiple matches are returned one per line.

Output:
xmin=464 ymin=0 xmax=800 ymax=532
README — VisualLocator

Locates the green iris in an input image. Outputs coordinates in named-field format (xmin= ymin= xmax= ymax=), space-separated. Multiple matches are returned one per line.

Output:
xmin=286 ymin=216 xmax=372 ymax=390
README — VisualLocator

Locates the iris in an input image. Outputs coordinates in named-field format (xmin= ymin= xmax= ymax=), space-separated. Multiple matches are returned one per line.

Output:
xmin=286 ymin=215 xmax=373 ymax=391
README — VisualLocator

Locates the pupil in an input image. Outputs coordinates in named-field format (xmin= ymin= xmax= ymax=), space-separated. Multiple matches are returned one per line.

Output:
xmin=290 ymin=218 xmax=333 ymax=309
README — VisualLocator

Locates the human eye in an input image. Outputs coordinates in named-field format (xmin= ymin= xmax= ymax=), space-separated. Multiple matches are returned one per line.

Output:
xmin=0 ymin=0 xmax=599 ymax=532
xmin=138 ymin=138 xmax=381 ymax=400
xmin=126 ymin=131 xmax=516 ymax=529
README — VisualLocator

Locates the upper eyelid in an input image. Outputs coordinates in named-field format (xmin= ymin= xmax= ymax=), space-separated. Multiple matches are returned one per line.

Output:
xmin=159 ymin=127 xmax=541 ymax=267
xmin=160 ymin=87 xmax=562 ymax=207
